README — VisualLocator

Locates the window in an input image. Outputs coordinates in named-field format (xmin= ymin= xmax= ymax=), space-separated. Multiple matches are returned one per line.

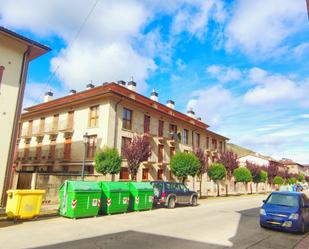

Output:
xmin=196 ymin=133 xmax=200 ymax=148
xmin=158 ymin=120 xmax=164 ymax=137
xmin=170 ymin=147 xmax=175 ymax=158
xmin=28 ymin=120 xmax=33 ymax=136
xmin=144 ymin=115 xmax=150 ymax=133
xmin=157 ymin=169 xmax=163 ymax=180
xmin=63 ymin=137 xmax=72 ymax=160
xmin=87 ymin=135 xmax=97 ymax=158
xmin=121 ymin=136 xmax=132 ymax=156
xmin=219 ymin=141 xmax=223 ymax=152
xmin=52 ymin=114 xmax=59 ymax=131
xmin=120 ymin=167 xmax=130 ymax=180
xmin=89 ymin=105 xmax=99 ymax=128
xmin=158 ymin=144 xmax=164 ymax=163
xmin=212 ymin=139 xmax=217 ymax=150
xmin=183 ymin=129 xmax=188 ymax=144
xmin=24 ymin=141 xmax=30 ymax=158
xmin=0 ymin=65 xmax=5 ymax=87
xmin=49 ymin=140 xmax=56 ymax=160
xmin=206 ymin=137 xmax=209 ymax=149
xmin=39 ymin=117 xmax=45 ymax=133
xmin=67 ymin=111 xmax=74 ymax=130
xmin=35 ymin=141 xmax=42 ymax=159
xmin=122 ymin=108 xmax=133 ymax=130
xmin=142 ymin=168 xmax=149 ymax=180
xmin=169 ymin=124 xmax=177 ymax=133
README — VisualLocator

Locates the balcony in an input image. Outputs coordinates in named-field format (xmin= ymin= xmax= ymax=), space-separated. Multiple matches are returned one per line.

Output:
xmin=21 ymin=128 xmax=32 ymax=138
xmin=58 ymin=120 xmax=74 ymax=134
xmin=45 ymin=123 xmax=58 ymax=135
xmin=32 ymin=125 xmax=45 ymax=137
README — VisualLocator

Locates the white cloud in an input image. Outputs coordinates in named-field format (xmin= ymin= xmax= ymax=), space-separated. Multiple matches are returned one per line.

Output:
xmin=171 ymin=0 xmax=226 ymax=40
xmin=293 ymin=42 xmax=309 ymax=57
xmin=187 ymin=85 xmax=233 ymax=127
xmin=224 ymin=0 xmax=307 ymax=58
xmin=206 ymin=65 xmax=242 ymax=83
xmin=300 ymin=114 xmax=309 ymax=119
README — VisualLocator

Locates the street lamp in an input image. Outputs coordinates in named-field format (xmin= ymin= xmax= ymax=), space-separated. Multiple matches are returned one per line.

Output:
xmin=82 ymin=132 xmax=89 ymax=181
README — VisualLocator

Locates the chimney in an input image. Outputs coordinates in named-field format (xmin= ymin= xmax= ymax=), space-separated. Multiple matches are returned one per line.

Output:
xmin=150 ymin=89 xmax=158 ymax=101
xmin=102 ymin=82 xmax=109 ymax=86
xmin=187 ymin=107 xmax=196 ymax=118
xmin=117 ymin=80 xmax=126 ymax=87
xmin=127 ymin=80 xmax=136 ymax=91
xmin=44 ymin=91 xmax=53 ymax=102
xmin=197 ymin=117 xmax=202 ymax=121
xmin=69 ymin=89 xmax=76 ymax=95
xmin=86 ymin=83 xmax=95 ymax=90
xmin=166 ymin=100 xmax=175 ymax=109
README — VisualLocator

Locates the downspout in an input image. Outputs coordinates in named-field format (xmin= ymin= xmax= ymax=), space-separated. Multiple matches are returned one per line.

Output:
xmin=1 ymin=45 xmax=32 ymax=206
xmin=113 ymin=98 xmax=123 ymax=149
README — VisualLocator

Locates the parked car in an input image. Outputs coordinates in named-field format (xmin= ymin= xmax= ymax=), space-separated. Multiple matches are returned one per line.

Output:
xmin=260 ymin=191 xmax=309 ymax=234
xmin=150 ymin=181 xmax=198 ymax=208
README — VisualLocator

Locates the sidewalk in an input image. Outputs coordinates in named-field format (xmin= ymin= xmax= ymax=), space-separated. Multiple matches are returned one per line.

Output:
xmin=294 ymin=234 xmax=309 ymax=249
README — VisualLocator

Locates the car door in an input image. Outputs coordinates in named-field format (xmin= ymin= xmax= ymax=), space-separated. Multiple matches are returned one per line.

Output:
xmin=178 ymin=183 xmax=190 ymax=203
xmin=172 ymin=183 xmax=182 ymax=203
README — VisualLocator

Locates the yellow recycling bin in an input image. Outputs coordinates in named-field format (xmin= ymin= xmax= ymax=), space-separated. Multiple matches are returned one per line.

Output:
xmin=6 ymin=189 xmax=46 ymax=220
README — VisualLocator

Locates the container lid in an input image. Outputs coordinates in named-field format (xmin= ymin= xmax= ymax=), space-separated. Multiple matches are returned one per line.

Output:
xmin=101 ymin=182 xmax=129 ymax=192
xmin=60 ymin=181 xmax=101 ymax=192
xmin=129 ymin=182 xmax=153 ymax=191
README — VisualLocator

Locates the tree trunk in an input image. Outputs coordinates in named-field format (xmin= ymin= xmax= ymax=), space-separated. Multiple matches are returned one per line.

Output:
xmin=217 ymin=182 xmax=220 ymax=197
xmin=199 ymin=174 xmax=203 ymax=198
xmin=182 ymin=177 xmax=186 ymax=184
xmin=225 ymin=178 xmax=229 ymax=196
xmin=256 ymin=182 xmax=258 ymax=193
xmin=250 ymin=182 xmax=252 ymax=194
xmin=111 ymin=174 xmax=115 ymax=182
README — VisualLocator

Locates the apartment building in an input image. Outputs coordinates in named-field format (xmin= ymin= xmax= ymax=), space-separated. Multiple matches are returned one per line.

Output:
xmin=279 ymin=159 xmax=305 ymax=175
xmin=0 ymin=27 xmax=50 ymax=204
xmin=16 ymin=82 xmax=228 ymax=183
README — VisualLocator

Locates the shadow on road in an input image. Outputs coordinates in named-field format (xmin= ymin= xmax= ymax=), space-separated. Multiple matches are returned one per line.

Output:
xmin=29 ymin=207 xmax=307 ymax=249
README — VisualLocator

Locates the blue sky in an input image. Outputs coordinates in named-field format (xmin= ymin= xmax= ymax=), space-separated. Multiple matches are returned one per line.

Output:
xmin=1 ymin=0 xmax=309 ymax=163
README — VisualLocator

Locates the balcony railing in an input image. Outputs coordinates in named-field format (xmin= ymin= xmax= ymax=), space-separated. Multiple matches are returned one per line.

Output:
xmin=45 ymin=123 xmax=58 ymax=135
xmin=58 ymin=120 xmax=74 ymax=132
xmin=32 ymin=125 xmax=45 ymax=136
xmin=16 ymin=148 xmax=67 ymax=162
xmin=21 ymin=128 xmax=32 ymax=138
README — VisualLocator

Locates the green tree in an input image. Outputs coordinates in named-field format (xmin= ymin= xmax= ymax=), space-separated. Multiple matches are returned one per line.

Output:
xmin=233 ymin=167 xmax=252 ymax=193
xmin=259 ymin=170 xmax=268 ymax=183
xmin=273 ymin=176 xmax=284 ymax=186
xmin=94 ymin=147 xmax=122 ymax=181
xmin=299 ymin=174 xmax=305 ymax=182
xmin=208 ymin=163 xmax=226 ymax=197
xmin=170 ymin=152 xmax=200 ymax=183
xmin=288 ymin=177 xmax=297 ymax=185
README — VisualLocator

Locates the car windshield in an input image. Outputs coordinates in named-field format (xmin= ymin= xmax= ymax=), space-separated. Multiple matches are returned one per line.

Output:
xmin=266 ymin=194 xmax=299 ymax=207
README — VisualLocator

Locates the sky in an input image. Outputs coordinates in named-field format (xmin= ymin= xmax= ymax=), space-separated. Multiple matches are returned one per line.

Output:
xmin=1 ymin=0 xmax=309 ymax=163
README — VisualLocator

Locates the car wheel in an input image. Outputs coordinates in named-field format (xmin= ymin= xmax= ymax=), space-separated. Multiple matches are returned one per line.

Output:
xmin=191 ymin=196 xmax=198 ymax=206
xmin=167 ymin=197 xmax=176 ymax=209
xmin=299 ymin=219 xmax=306 ymax=234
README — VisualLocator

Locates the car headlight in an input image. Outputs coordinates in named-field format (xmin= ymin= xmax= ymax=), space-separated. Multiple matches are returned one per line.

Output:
xmin=260 ymin=209 xmax=266 ymax=216
xmin=289 ymin=213 xmax=299 ymax=220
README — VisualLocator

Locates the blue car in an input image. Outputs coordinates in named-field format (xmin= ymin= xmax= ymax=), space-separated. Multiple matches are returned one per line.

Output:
xmin=260 ymin=191 xmax=309 ymax=233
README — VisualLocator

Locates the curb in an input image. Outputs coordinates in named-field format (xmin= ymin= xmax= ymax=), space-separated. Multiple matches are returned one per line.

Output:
xmin=294 ymin=234 xmax=309 ymax=249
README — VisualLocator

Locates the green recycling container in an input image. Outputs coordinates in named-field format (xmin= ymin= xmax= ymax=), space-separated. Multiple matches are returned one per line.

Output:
xmin=100 ymin=182 xmax=130 ymax=215
xmin=59 ymin=180 xmax=101 ymax=218
xmin=129 ymin=182 xmax=154 ymax=211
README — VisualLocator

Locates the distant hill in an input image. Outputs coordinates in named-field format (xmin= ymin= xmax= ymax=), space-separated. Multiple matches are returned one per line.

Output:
xmin=226 ymin=143 xmax=255 ymax=157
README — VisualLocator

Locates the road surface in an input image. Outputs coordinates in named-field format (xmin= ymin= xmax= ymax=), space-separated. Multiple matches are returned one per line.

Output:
xmin=0 ymin=194 xmax=307 ymax=249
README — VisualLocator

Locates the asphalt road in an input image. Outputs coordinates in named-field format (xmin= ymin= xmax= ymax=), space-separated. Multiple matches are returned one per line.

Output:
xmin=0 ymin=194 xmax=307 ymax=249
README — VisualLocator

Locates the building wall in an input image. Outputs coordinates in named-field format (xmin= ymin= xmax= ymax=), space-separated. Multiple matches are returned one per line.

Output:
xmin=16 ymin=89 xmax=227 ymax=185
xmin=0 ymin=34 xmax=27 ymax=199
xmin=238 ymin=155 xmax=270 ymax=167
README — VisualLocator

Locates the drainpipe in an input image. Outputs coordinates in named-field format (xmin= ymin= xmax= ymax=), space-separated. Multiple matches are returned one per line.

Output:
xmin=113 ymin=98 xmax=123 ymax=149
xmin=1 ymin=45 xmax=32 ymax=206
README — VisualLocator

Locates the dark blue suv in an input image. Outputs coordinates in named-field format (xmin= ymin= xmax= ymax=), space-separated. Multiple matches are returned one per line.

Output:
xmin=260 ymin=191 xmax=309 ymax=233
xmin=150 ymin=181 xmax=198 ymax=208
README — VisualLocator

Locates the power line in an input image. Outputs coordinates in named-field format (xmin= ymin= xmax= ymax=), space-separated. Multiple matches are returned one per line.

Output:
xmin=34 ymin=0 xmax=100 ymax=104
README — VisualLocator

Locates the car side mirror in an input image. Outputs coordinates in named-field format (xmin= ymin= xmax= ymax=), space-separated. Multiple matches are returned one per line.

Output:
xmin=262 ymin=200 xmax=266 ymax=203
